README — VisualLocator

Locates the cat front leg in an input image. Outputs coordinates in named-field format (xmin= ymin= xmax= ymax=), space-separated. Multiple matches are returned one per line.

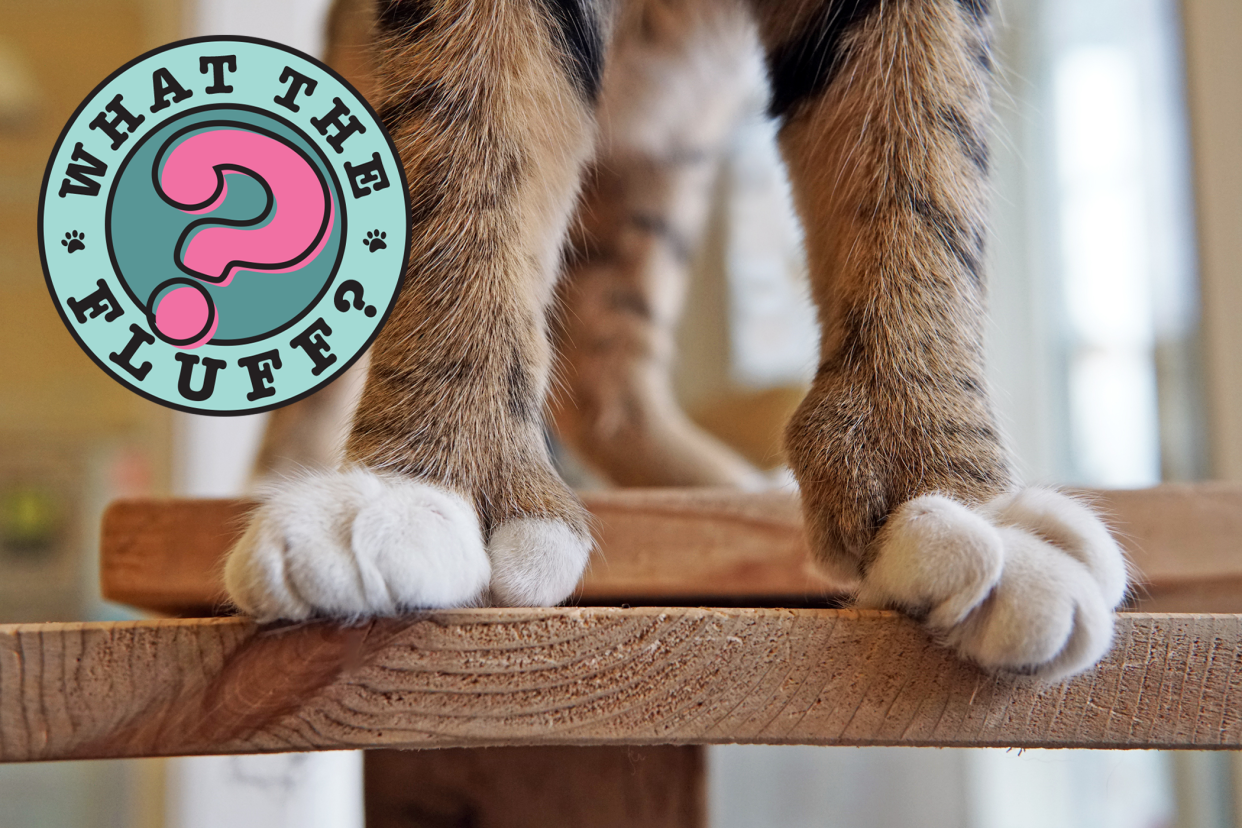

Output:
xmin=748 ymin=0 xmax=1127 ymax=679
xmin=225 ymin=0 xmax=609 ymax=619
xmin=247 ymin=0 xmax=376 ymax=486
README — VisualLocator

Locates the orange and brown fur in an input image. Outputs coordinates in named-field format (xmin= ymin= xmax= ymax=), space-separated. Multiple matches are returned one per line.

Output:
xmin=256 ymin=0 xmax=761 ymax=488
xmin=232 ymin=0 xmax=1127 ymax=680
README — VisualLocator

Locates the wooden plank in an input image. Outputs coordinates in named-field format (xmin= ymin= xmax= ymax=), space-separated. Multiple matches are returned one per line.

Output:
xmin=99 ymin=490 xmax=830 ymax=615
xmin=100 ymin=485 xmax=1242 ymax=614
xmin=3 ymin=608 xmax=1242 ymax=762
xmin=365 ymin=746 xmax=705 ymax=828
xmin=101 ymin=498 xmax=246 ymax=615
xmin=1090 ymin=484 xmax=1242 ymax=612
xmin=1088 ymin=484 xmax=1242 ymax=582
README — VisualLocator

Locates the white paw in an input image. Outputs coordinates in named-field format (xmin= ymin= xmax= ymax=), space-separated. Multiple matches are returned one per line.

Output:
xmin=488 ymin=519 xmax=593 ymax=606
xmin=224 ymin=468 xmax=491 ymax=622
xmin=857 ymin=488 xmax=1127 ymax=681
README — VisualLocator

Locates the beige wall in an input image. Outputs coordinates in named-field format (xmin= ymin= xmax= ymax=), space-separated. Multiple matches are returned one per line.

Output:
xmin=0 ymin=2 xmax=181 ymax=625
xmin=0 ymin=4 xmax=184 ymax=825
xmin=1183 ymin=0 xmax=1242 ymax=480
xmin=0 ymin=2 xmax=176 ymax=441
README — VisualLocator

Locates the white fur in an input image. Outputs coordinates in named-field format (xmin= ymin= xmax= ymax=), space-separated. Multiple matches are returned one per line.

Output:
xmin=488 ymin=519 xmax=593 ymax=606
xmin=857 ymin=488 xmax=1126 ymax=681
xmin=981 ymin=488 xmax=1128 ymax=607
xmin=224 ymin=468 xmax=491 ymax=621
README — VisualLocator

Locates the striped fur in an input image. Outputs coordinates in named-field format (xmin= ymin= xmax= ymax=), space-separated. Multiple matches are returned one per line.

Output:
xmin=752 ymin=0 xmax=1008 ymax=574
xmin=351 ymin=0 xmax=1010 ymax=569
xmin=549 ymin=0 xmax=768 ymax=487
xmin=341 ymin=0 xmax=603 ymax=540
xmin=235 ymin=0 xmax=1126 ymax=679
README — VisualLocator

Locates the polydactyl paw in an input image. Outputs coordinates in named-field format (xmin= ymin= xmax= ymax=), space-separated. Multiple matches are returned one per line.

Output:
xmin=857 ymin=488 xmax=1127 ymax=681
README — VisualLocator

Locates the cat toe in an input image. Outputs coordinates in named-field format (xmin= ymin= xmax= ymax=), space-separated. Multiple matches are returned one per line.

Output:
xmin=861 ymin=489 xmax=1126 ymax=681
xmin=224 ymin=468 xmax=491 ymax=622
xmin=944 ymin=523 xmax=1116 ymax=680
xmin=982 ymin=488 xmax=1128 ymax=607
xmin=487 ymin=518 xmax=593 ymax=606
xmin=857 ymin=494 xmax=1005 ymax=629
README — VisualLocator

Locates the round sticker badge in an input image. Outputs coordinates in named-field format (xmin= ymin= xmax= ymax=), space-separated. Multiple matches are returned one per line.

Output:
xmin=38 ymin=36 xmax=409 ymax=415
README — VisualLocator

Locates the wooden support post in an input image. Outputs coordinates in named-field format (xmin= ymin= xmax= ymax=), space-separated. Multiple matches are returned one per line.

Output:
xmin=365 ymin=746 xmax=705 ymax=828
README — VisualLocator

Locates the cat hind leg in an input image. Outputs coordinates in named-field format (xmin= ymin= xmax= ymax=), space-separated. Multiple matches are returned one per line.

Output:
xmin=551 ymin=0 xmax=767 ymax=488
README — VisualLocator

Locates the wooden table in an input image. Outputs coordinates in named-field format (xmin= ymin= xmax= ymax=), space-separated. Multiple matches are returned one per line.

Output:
xmin=5 ymin=485 xmax=1242 ymax=826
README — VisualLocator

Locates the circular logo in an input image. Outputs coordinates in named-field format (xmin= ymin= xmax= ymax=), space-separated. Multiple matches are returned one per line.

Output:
xmin=38 ymin=36 xmax=409 ymax=415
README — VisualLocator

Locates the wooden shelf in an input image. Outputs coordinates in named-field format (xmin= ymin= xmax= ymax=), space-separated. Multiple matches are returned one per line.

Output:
xmin=4 ymin=608 xmax=1242 ymax=762
xmin=3 ymin=484 xmax=1241 ymax=763
xmin=101 ymin=485 xmax=1242 ymax=614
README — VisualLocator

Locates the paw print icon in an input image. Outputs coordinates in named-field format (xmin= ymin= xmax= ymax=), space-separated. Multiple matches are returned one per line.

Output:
xmin=62 ymin=230 xmax=85 ymax=254
xmin=363 ymin=229 xmax=387 ymax=252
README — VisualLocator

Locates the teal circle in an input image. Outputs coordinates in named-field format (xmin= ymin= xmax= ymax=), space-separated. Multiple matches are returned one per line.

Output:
xmin=38 ymin=36 xmax=409 ymax=415
xmin=108 ymin=107 xmax=347 ymax=344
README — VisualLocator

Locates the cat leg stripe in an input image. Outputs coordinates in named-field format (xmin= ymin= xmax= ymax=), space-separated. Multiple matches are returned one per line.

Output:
xmin=957 ymin=0 xmax=990 ymax=21
xmin=376 ymin=0 xmax=432 ymax=33
xmin=764 ymin=0 xmax=994 ymax=128
xmin=626 ymin=212 xmax=695 ymax=265
xmin=376 ymin=80 xmax=457 ymax=134
xmin=765 ymin=0 xmax=883 ymax=121
xmin=939 ymin=106 xmax=991 ymax=174
xmin=537 ymin=0 xmax=607 ymax=102
xmin=910 ymin=193 xmax=986 ymax=286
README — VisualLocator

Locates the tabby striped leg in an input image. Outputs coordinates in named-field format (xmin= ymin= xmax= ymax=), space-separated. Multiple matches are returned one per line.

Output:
xmin=250 ymin=354 xmax=369 ymax=484
xmin=225 ymin=0 xmax=609 ymax=618
xmin=248 ymin=0 xmax=375 ymax=484
xmin=550 ymin=0 xmax=766 ymax=488
xmin=751 ymin=0 xmax=1126 ymax=679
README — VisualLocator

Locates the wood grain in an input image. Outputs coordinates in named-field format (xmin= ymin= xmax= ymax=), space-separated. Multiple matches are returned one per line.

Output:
xmin=365 ymin=746 xmax=705 ymax=828
xmin=99 ymin=490 xmax=831 ymax=615
xmin=4 ymin=608 xmax=1242 ymax=762
xmin=100 ymin=485 xmax=1242 ymax=614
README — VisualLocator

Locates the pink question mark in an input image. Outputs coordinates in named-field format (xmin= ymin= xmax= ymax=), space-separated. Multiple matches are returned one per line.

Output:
xmin=150 ymin=128 xmax=333 ymax=347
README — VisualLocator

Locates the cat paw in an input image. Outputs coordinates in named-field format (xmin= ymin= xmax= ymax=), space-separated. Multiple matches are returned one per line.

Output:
xmin=224 ymin=467 xmax=491 ymax=622
xmin=488 ymin=518 xmax=593 ymax=606
xmin=857 ymin=488 xmax=1127 ymax=681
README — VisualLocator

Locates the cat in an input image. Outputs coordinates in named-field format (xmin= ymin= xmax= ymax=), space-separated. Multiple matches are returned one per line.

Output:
xmin=225 ymin=0 xmax=1129 ymax=681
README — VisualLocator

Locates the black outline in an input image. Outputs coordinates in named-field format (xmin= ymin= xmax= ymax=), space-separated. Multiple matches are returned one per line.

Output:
xmin=36 ymin=35 xmax=412 ymax=417
xmin=146 ymin=277 xmax=217 ymax=347
xmin=105 ymin=106 xmax=347 ymax=346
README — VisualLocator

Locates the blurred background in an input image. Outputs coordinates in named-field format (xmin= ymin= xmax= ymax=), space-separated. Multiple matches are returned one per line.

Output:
xmin=0 ymin=0 xmax=1239 ymax=826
